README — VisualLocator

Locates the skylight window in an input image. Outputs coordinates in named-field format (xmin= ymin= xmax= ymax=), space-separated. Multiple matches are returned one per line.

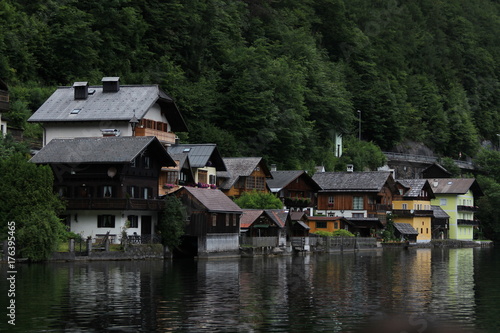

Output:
xmin=183 ymin=148 xmax=191 ymax=153
xmin=70 ymin=109 xmax=81 ymax=114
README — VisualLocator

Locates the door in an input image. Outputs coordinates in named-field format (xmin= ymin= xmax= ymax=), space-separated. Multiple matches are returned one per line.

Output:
xmin=141 ymin=215 xmax=152 ymax=243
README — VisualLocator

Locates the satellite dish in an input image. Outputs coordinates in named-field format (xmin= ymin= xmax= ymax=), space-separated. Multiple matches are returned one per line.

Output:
xmin=107 ymin=167 xmax=117 ymax=178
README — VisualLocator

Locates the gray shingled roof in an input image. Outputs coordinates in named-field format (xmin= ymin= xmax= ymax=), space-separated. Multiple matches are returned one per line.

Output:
xmin=312 ymin=171 xmax=393 ymax=192
xmin=218 ymin=157 xmax=268 ymax=190
xmin=267 ymin=170 xmax=304 ymax=192
xmin=396 ymin=179 xmax=434 ymax=198
xmin=168 ymin=144 xmax=226 ymax=171
xmin=431 ymin=205 xmax=450 ymax=219
xmin=30 ymin=136 xmax=174 ymax=166
xmin=393 ymin=222 xmax=419 ymax=235
xmin=27 ymin=84 xmax=188 ymax=131
xmin=429 ymin=178 xmax=483 ymax=196
xmin=181 ymin=187 xmax=242 ymax=213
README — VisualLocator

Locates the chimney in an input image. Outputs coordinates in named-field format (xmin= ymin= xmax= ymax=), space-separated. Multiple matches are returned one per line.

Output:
xmin=73 ymin=82 xmax=89 ymax=100
xmin=271 ymin=164 xmax=277 ymax=172
xmin=347 ymin=164 xmax=354 ymax=172
xmin=102 ymin=77 xmax=120 ymax=93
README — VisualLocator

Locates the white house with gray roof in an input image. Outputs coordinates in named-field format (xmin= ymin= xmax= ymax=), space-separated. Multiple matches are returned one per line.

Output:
xmin=28 ymin=77 xmax=188 ymax=146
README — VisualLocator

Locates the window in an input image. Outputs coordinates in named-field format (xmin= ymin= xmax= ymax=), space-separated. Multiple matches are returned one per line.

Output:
xmin=316 ymin=221 xmax=327 ymax=228
xmin=103 ymin=186 xmax=113 ymax=198
xmin=143 ymin=156 xmax=150 ymax=169
xmin=402 ymin=203 xmax=408 ymax=210
xmin=127 ymin=186 xmax=138 ymax=198
xmin=247 ymin=176 xmax=265 ymax=190
xmin=131 ymin=158 xmax=136 ymax=168
xmin=166 ymin=171 xmax=178 ymax=184
xmin=426 ymin=228 xmax=429 ymax=234
xmin=198 ymin=170 xmax=208 ymax=184
xmin=209 ymin=174 xmax=216 ymax=185
xmin=328 ymin=196 xmax=334 ymax=206
xmin=440 ymin=198 xmax=447 ymax=206
xmin=143 ymin=187 xmax=150 ymax=199
xmin=353 ymin=197 xmax=363 ymax=210
xmin=421 ymin=228 xmax=423 ymax=234
xmin=352 ymin=213 xmax=364 ymax=218
xmin=98 ymin=215 xmax=115 ymax=228
xmin=70 ymin=109 xmax=81 ymax=114
xmin=334 ymin=222 xmax=339 ymax=229
xmin=212 ymin=214 xmax=217 ymax=227
xmin=127 ymin=215 xmax=139 ymax=228
xmin=226 ymin=214 xmax=230 ymax=227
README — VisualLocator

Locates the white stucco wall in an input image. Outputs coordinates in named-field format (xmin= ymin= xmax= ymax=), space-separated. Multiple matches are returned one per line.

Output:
xmin=66 ymin=209 xmax=157 ymax=244
xmin=44 ymin=122 xmax=132 ymax=145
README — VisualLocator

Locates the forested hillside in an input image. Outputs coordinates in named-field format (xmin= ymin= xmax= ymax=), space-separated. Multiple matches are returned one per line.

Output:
xmin=1 ymin=0 xmax=500 ymax=170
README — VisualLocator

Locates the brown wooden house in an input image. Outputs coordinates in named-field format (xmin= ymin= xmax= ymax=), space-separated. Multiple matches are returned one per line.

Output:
xmin=217 ymin=157 xmax=272 ymax=198
xmin=30 ymin=136 xmax=175 ymax=243
xmin=312 ymin=171 xmax=398 ymax=233
xmin=267 ymin=170 xmax=320 ymax=211
xmin=174 ymin=186 xmax=242 ymax=257
xmin=240 ymin=209 xmax=289 ymax=247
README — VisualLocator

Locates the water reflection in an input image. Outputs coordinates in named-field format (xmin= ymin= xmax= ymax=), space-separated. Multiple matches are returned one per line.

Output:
xmin=0 ymin=248 xmax=496 ymax=332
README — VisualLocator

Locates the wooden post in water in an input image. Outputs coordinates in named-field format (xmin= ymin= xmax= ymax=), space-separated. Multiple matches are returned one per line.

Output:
xmin=69 ymin=238 xmax=75 ymax=253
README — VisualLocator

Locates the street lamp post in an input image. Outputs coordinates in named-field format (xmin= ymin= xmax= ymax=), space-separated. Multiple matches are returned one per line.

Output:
xmin=357 ymin=110 xmax=361 ymax=140
xmin=129 ymin=111 xmax=139 ymax=136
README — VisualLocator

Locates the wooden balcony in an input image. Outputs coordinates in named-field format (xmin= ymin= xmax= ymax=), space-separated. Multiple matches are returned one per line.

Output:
xmin=135 ymin=127 xmax=176 ymax=144
xmin=65 ymin=198 xmax=165 ymax=211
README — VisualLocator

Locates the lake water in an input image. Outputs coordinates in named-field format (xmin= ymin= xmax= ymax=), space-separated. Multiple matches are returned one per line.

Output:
xmin=1 ymin=247 xmax=499 ymax=332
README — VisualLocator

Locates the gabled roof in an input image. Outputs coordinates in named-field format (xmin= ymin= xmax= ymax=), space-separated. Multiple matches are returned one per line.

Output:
xmin=28 ymin=84 xmax=188 ymax=131
xmin=422 ymin=163 xmax=452 ymax=178
xmin=429 ymin=178 xmax=483 ymax=196
xmin=179 ymin=187 xmax=242 ymax=213
xmin=240 ymin=209 xmax=288 ymax=228
xmin=267 ymin=170 xmax=321 ymax=193
xmin=168 ymin=144 xmax=226 ymax=171
xmin=30 ymin=136 xmax=175 ymax=166
xmin=218 ymin=157 xmax=271 ymax=190
xmin=393 ymin=222 xmax=419 ymax=235
xmin=240 ymin=209 xmax=264 ymax=228
xmin=431 ymin=205 xmax=450 ymax=219
xmin=396 ymin=179 xmax=435 ymax=199
xmin=312 ymin=171 xmax=395 ymax=193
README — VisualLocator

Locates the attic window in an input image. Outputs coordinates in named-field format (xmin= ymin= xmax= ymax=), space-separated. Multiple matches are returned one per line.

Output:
xmin=70 ymin=109 xmax=81 ymax=114
xmin=447 ymin=181 xmax=453 ymax=185
xmin=183 ymin=148 xmax=191 ymax=153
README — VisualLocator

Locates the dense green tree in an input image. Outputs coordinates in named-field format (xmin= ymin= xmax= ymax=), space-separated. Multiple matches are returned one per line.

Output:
xmin=158 ymin=195 xmax=186 ymax=251
xmin=337 ymin=136 xmax=386 ymax=172
xmin=234 ymin=190 xmax=283 ymax=209
xmin=0 ymin=153 xmax=65 ymax=261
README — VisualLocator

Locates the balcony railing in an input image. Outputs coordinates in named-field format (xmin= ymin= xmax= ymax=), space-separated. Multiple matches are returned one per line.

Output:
xmin=392 ymin=209 xmax=434 ymax=217
xmin=457 ymin=219 xmax=479 ymax=226
xmin=65 ymin=198 xmax=165 ymax=211
xmin=457 ymin=205 xmax=478 ymax=212
xmin=135 ymin=127 xmax=176 ymax=144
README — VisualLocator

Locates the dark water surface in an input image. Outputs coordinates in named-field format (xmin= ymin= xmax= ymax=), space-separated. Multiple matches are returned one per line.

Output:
xmin=1 ymin=247 xmax=500 ymax=332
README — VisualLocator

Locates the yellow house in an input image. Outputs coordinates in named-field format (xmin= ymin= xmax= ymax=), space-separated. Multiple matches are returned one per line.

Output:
xmin=393 ymin=179 xmax=435 ymax=243
xmin=429 ymin=178 xmax=483 ymax=240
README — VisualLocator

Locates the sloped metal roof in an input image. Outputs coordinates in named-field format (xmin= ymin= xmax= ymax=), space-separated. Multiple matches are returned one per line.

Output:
xmin=30 ymin=136 xmax=174 ymax=166
xmin=312 ymin=171 xmax=394 ymax=192
xmin=181 ymin=187 xmax=242 ymax=213
xmin=429 ymin=178 xmax=483 ymax=196
xmin=28 ymin=84 xmax=188 ymax=131
xmin=431 ymin=205 xmax=450 ymax=219
xmin=168 ymin=144 xmax=226 ymax=171
xmin=393 ymin=222 xmax=419 ymax=235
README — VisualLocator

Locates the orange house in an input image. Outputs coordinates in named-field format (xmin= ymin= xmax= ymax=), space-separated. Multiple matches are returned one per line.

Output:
xmin=306 ymin=216 xmax=347 ymax=234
